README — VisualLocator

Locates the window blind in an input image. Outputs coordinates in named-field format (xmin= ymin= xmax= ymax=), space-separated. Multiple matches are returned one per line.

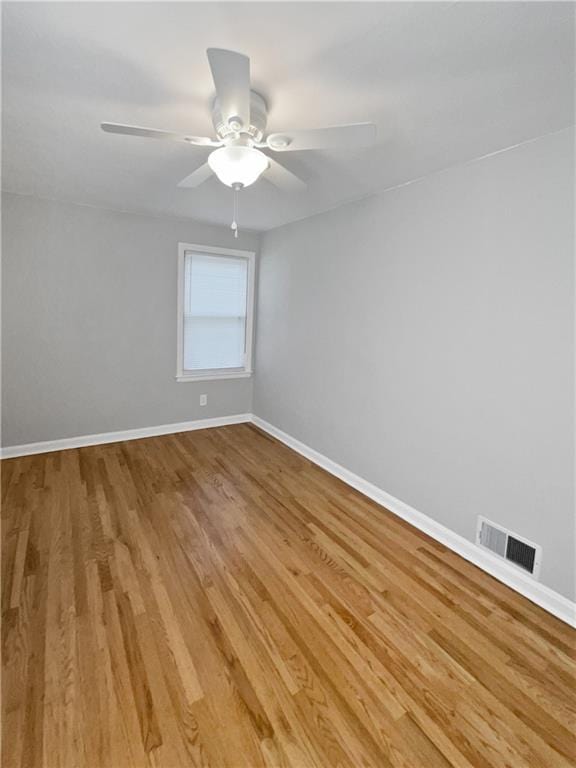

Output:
xmin=183 ymin=251 xmax=248 ymax=372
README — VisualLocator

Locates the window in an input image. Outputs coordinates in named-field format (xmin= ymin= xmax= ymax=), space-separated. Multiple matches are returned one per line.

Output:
xmin=177 ymin=243 xmax=255 ymax=381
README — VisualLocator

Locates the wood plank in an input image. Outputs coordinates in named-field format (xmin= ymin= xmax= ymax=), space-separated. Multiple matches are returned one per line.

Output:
xmin=2 ymin=423 xmax=575 ymax=767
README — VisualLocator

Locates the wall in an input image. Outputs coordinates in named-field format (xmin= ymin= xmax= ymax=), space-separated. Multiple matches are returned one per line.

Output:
xmin=254 ymin=128 xmax=575 ymax=601
xmin=1 ymin=193 xmax=257 ymax=446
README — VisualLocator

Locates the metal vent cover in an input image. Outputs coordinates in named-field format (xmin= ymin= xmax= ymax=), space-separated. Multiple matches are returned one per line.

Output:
xmin=506 ymin=536 xmax=537 ymax=573
xmin=479 ymin=521 xmax=507 ymax=557
xmin=476 ymin=516 xmax=541 ymax=578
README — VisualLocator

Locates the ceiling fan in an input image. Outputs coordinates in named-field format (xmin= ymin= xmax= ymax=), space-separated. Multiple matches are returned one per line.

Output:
xmin=101 ymin=48 xmax=377 ymax=234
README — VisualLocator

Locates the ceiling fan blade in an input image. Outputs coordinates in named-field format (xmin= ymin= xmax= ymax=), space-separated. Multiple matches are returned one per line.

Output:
xmin=206 ymin=48 xmax=251 ymax=131
xmin=264 ymin=158 xmax=306 ymax=192
xmin=101 ymin=123 xmax=220 ymax=147
xmin=266 ymin=122 xmax=377 ymax=152
xmin=177 ymin=163 xmax=214 ymax=188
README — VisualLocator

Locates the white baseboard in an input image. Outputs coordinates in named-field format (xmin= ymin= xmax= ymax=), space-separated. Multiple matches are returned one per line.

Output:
xmin=251 ymin=415 xmax=576 ymax=628
xmin=0 ymin=414 xmax=252 ymax=459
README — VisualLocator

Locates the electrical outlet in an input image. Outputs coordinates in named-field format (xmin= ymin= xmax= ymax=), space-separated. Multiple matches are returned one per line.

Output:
xmin=200 ymin=394 xmax=207 ymax=407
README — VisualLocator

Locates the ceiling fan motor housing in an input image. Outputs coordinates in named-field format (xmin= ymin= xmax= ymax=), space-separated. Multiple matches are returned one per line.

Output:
xmin=212 ymin=91 xmax=267 ymax=143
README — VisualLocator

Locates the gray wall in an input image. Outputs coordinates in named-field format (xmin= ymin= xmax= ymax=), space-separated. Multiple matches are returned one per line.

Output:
xmin=1 ymin=193 xmax=257 ymax=446
xmin=254 ymin=128 xmax=575 ymax=600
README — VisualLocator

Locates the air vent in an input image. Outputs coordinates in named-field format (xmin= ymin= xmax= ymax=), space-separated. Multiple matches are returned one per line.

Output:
xmin=476 ymin=516 xmax=541 ymax=578
xmin=506 ymin=536 xmax=536 ymax=573
xmin=479 ymin=521 xmax=507 ymax=557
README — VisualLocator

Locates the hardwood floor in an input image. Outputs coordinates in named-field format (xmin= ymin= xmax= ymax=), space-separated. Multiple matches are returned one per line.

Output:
xmin=2 ymin=423 xmax=575 ymax=768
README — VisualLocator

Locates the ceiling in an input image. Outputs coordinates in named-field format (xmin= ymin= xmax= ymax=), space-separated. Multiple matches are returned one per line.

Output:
xmin=2 ymin=2 xmax=574 ymax=231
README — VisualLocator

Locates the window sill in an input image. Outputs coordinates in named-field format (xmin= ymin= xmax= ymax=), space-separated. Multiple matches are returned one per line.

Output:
xmin=176 ymin=370 xmax=252 ymax=383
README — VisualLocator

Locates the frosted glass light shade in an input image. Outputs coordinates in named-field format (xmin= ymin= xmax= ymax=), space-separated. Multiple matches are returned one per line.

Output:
xmin=208 ymin=146 xmax=269 ymax=187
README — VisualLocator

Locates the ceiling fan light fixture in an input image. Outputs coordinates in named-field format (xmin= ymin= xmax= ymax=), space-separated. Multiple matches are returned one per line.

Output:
xmin=208 ymin=145 xmax=268 ymax=188
xmin=102 ymin=49 xmax=376 ymax=197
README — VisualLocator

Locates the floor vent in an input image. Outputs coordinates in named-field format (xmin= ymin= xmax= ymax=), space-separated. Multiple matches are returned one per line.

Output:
xmin=476 ymin=517 xmax=541 ymax=578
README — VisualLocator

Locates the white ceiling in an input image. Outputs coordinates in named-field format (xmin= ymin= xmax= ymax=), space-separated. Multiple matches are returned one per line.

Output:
xmin=2 ymin=2 xmax=574 ymax=231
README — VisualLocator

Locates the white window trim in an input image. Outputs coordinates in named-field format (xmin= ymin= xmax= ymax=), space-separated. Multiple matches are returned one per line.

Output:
xmin=176 ymin=242 xmax=256 ymax=383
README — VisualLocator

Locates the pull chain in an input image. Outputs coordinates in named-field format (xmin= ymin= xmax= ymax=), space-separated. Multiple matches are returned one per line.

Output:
xmin=231 ymin=182 xmax=242 ymax=238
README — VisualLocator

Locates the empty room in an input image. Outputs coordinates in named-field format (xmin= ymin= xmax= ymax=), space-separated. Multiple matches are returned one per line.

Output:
xmin=1 ymin=2 xmax=575 ymax=766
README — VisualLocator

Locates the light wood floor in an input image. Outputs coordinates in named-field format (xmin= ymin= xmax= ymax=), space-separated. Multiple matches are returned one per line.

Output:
xmin=2 ymin=424 xmax=575 ymax=768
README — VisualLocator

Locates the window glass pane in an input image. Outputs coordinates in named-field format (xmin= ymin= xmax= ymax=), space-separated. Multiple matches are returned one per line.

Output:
xmin=183 ymin=252 xmax=248 ymax=371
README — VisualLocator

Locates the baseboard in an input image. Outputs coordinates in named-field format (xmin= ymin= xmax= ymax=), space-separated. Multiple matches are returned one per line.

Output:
xmin=0 ymin=414 xmax=252 ymax=459
xmin=250 ymin=415 xmax=576 ymax=628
